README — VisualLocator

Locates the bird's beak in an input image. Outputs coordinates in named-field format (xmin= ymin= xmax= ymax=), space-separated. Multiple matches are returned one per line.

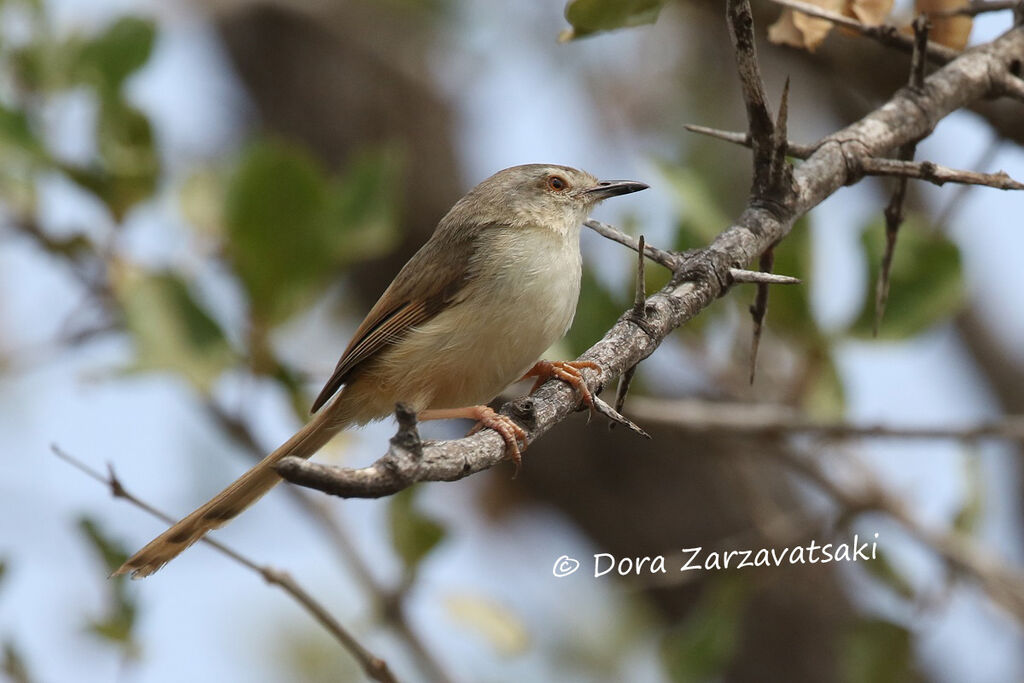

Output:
xmin=580 ymin=179 xmax=649 ymax=200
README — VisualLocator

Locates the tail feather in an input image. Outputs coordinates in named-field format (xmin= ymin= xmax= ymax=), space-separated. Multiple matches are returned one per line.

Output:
xmin=114 ymin=395 xmax=354 ymax=578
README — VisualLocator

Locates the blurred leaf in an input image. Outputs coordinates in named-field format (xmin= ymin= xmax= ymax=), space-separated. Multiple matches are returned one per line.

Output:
xmin=113 ymin=268 xmax=234 ymax=393
xmin=272 ymin=620 xmax=360 ymax=683
xmin=77 ymin=517 xmax=139 ymax=656
xmin=850 ymin=218 xmax=963 ymax=339
xmin=862 ymin=547 xmax=916 ymax=600
xmin=768 ymin=0 xmax=844 ymax=52
xmin=78 ymin=517 xmax=129 ymax=571
xmin=842 ymin=618 xmax=921 ymax=683
xmin=226 ymin=141 xmax=401 ymax=324
xmin=916 ymin=0 xmax=972 ymax=49
xmin=179 ymin=166 xmax=225 ymax=238
xmin=566 ymin=267 xmax=627 ymax=356
xmin=662 ymin=575 xmax=749 ymax=681
xmin=560 ymin=0 xmax=665 ymax=41
xmin=63 ymin=100 xmax=159 ymax=220
xmin=850 ymin=0 xmax=893 ymax=24
xmin=658 ymin=162 xmax=731 ymax=248
xmin=0 ymin=558 xmax=7 ymax=590
xmin=389 ymin=488 xmax=445 ymax=576
xmin=953 ymin=449 xmax=984 ymax=535
xmin=74 ymin=17 xmax=156 ymax=93
xmin=802 ymin=347 xmax=845 ymax=418
xmin=444 ymin=594 xmax=530 ymax=656
xmin=2 ymin=640 xmax=33 ymax=683
xmin=762 ymin=214 xmax=818 ymax=341
xmin=0 ymin=104 xmax=43 ymax=157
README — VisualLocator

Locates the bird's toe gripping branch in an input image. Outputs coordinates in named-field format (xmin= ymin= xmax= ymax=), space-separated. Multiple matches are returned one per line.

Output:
xmin=523 ymin=360 xmax=601 ymax=411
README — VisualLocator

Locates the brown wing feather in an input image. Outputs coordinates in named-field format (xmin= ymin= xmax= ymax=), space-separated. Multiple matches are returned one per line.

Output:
xmin=310 ymin=226 xmax=480 ymax=413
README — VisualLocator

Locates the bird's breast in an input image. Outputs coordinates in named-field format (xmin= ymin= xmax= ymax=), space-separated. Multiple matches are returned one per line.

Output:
xmin=369 ymin=226 xmax=582 ymax=411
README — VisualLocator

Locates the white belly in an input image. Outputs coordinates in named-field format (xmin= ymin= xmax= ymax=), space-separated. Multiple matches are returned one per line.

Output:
xmin=368 ymin=225 xmax=582 ymax=411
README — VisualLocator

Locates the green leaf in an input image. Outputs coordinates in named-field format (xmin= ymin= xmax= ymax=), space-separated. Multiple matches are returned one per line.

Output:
xmin=850 ymin=217 xmax=963 ymax=339
xmin=78 ymin=517 xmax=128 ymax=573
xmin=225 ymin=140 xmax=401 ymax=325
xmin=2 ymin=640 xmax=33 ymax=683
xmin=77 ymin=517 xmax=139 ymax=655
xmin=389 ymin=488 xmax=445 ymax=576
xmin=657 ymin=162 xmax=731 ymax=247
xmin=74 ymin=17 xmax=156 ymax=92
xmin=63 ymin=100 xmax=159 ymax=220
xmin=842 ymin=618 xmax=921 ymax=683
xmin=662 ymin=575 xmax=749 ymax=681
xmin=561 ymin=0 xmax=665 ymax=40
xmin=953 ymin=449 xmax=984 ymax=535
xmin=862 ymin=548 xmax=916 ymax=600
xmin=114 ymin=269 xmax=234 ymax=393
xmin=761 ymin=214 xmax=819 ymax=341
xmin=801 ymin=347 xmax=846 ymax=418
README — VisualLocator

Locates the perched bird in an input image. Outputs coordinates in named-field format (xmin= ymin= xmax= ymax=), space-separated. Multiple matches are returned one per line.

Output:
xmin=115 ymin=163 xmax=647 ymax=578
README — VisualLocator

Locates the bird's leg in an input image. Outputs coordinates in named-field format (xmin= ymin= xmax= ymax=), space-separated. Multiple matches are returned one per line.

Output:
xmin=418 ymin=406 xmax=528 ymax=472
xmin=522 ymin=360 xmax=600 ymax=412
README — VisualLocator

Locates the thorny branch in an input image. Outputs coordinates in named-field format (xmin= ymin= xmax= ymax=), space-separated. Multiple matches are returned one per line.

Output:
xmin=875 ymin=17 xmax=931 ymax=335
xmin=276 ymin=10 xmax=1024 ymax=498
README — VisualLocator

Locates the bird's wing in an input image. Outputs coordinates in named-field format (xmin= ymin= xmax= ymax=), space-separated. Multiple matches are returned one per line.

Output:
xmin=310 ymin=231 xmax=476 ymax=413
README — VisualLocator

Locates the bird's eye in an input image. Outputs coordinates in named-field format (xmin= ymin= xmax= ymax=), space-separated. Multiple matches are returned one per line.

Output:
xmin=547 ymin=175 xmax=569 ymax=191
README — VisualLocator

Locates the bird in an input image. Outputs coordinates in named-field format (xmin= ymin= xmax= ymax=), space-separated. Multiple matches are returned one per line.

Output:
xmin=114 ymin=163 xmax=648 ymax=578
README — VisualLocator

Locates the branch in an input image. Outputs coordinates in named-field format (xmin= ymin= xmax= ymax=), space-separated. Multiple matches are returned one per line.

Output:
xmin=625 ymin=396 xmax=1024 ymax=442
xmin=927 ymin=0 xmax=1022 ymax=17
xmin=773 ymin=448 xmax=1024 ymax=623
xmin=275 ymin=21 xmax=1024 ymax=500
xmin=205 ymin=401 xmax=452 ymax=683
xmin=875 ymin=16 xmax=930 ymax=336
xmin=684 ymin=123 xmax=817 ymax=159
xmin=52 ymin=445 xmax=399 ymax=683
xmin=862 ymin=158 xmax=1024 ymax=189
xmin=685 ymin=124 xmax=1024 ymax=189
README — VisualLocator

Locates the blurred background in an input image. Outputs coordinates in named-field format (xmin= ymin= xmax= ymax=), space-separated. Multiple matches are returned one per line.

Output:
xmin=1 ymin=0 xmax=1023 ymax=681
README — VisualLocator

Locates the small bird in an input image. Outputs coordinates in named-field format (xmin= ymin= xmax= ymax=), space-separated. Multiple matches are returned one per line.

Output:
xmin=115 ymin=164 xmax=647 ymax=578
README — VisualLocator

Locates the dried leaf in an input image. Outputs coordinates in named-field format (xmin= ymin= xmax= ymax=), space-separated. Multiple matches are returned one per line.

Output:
xmin=768 ymin=0 xmax=845 ymax=52
xmin=916 ymin=0 xmax=972 ymax=49
xmin=850 ymin=0 xmax=893 ymax=25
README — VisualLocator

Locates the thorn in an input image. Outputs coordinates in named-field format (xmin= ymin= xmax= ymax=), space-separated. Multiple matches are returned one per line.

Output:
xmin=749 ymin=248 xmax=775 ymax=384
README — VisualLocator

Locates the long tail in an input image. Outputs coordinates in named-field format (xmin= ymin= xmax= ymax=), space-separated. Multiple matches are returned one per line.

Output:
xmin=113 ymin=393 xmax=355 ymax=578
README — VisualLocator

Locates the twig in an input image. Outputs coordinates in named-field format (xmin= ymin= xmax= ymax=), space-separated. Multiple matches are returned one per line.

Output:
xmin=771 ymin=447 xmax=1024 ymax=623
xmin=684 ymin=123 xmax=817 ymax=159
xmin=612 ymin=235 xmax=648 ymax=423
xmin=862 ymin=158 xmax=1024 ymax=189
xmin=625 ymin=396 xmax=1024 ymax=442
xmin=875 ymin=17 xmax=930 ymax=336
xmin=51 ymin=445 xmax=399 ymax=683
xmin=584 ymin=219 xmax=677 ymax=269
xmin=927 ymin=0 xmax=1021 ymax=17
xmin=205 ymin=401 xmax=452 ymax=683
xmin=686 ymin=122 xmax=1024 ymax=190
xmin=625 ymin=396 xmax=1024 ymax=619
